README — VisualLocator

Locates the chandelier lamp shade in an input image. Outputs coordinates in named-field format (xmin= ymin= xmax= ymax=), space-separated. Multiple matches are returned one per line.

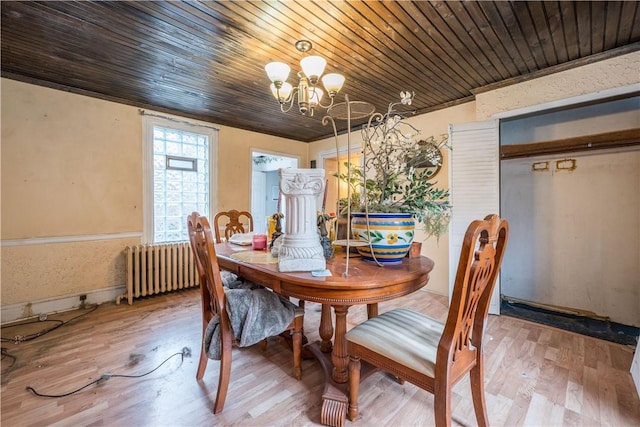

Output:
xmin=265 ymin=40 xmax=345 ymax=116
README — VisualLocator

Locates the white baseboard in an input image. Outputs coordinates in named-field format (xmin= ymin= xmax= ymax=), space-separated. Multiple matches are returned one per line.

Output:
xmin=1 ymin=286 xmax=125 ymax=324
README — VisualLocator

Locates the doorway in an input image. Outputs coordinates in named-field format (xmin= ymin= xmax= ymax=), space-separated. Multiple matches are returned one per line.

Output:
xmin=498 ymin=95 xmax=640 ymax=328
xmin=250 ymin=150 xmax=298 ymax=233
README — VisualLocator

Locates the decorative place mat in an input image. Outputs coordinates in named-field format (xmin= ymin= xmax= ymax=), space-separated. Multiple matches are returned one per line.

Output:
xmin=230 ymin=250 xmax=278 ymax=264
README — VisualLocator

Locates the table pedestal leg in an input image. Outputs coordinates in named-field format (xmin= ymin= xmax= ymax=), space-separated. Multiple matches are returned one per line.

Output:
xmin=321 ymin=387 xmax=348 ymax=427
xmin=331 ymin=305 xmax=349 ymax=384
xmin=319 ymin=304 xmax=333 ymax=353
xmin=307 ymin=342 xmax=348 ymax=427
xmin=308 ymin=340 xmax=379 ymax=427
xmin=305 ymin=305 xmax=351 ymax=427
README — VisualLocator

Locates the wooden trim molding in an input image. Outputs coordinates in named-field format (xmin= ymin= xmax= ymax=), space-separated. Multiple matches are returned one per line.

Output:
xmin=500 ymin=128 xmax=640 ymax=159
xmin=1 ymin=232 xmax=142 ymax=247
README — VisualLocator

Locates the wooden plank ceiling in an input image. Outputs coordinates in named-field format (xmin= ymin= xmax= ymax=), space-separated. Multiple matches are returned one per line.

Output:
xmin=2 ymin=1 xmax=639 ymax=142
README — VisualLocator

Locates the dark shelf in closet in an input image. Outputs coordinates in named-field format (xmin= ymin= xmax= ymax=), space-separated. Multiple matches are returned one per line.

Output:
xmin=500 ymin=128 xmax=640 ymax=159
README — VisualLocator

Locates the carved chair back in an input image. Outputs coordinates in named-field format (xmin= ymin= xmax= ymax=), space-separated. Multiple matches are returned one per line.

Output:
xmin=346 ymin=214 xmax=509 ymax=427
xmin=213 ymin=209 xmax=254 ymax=243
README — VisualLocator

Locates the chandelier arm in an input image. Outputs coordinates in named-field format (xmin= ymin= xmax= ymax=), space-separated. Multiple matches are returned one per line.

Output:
xmin=306 ymin=81 xmax=335 ymax=110
xmin=279 ymin=92 xmax=298 ymax=113
xmin=315 ymin=96 xmax=335 ymax=110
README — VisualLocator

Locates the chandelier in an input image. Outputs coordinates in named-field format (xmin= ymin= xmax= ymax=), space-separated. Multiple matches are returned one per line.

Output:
xmin=264 ymin=40 xmax=345 ymax=117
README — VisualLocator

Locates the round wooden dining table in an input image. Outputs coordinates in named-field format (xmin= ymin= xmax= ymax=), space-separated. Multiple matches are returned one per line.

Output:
xmin=214 ymin=243 xmax=434 ymax=427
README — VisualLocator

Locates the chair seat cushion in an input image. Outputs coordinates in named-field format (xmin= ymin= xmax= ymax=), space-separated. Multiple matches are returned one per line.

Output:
xmin=345 ymin=308 xmax=444 ymax=377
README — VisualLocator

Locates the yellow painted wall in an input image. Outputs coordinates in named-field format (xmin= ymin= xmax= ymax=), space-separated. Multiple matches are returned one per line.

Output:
xmin=2 ymin=80 xmax=142 ymax=238
xmin=1 ymin=79 xmax=307 ymax=307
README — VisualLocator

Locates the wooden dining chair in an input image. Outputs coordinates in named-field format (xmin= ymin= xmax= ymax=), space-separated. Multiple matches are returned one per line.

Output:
xmin=213 ymin=209 xmax=254 ymax=243
xmin=214 ymin=208 xmax=306 ymax=314
xmin=345 ymin=214 xmax=508 ymax=427
xmin=187 ymin=212 xmax=304 ymax=414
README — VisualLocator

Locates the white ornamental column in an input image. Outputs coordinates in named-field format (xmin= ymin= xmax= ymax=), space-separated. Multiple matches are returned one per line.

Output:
xmin=278 ymin=168 xmax=326 ymax=272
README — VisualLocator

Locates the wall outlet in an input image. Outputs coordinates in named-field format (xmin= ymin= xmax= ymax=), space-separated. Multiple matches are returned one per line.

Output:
xmin=79 ymin=294 xmax=87 ymax=302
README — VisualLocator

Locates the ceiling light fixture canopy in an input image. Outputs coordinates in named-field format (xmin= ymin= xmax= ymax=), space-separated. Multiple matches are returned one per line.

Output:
xmin=265 ymin=40 xmax=345 ymax=117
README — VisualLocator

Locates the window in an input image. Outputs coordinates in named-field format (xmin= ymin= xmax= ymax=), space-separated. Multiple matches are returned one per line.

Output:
xmin=142 ymin=114 xmax=218 ymax=243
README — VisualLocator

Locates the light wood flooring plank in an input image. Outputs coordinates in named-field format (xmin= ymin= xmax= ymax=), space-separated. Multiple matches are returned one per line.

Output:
xmin=2 ymin=288 xmax=638 ymax=426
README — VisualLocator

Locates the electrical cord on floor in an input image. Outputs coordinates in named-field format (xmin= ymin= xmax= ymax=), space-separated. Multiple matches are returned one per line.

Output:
xmin=1 ymin=347 xmax=17 ymax=370
xmin=1 ymin=304 xmax=99 ymax=344
xmin=26 ymin=346 xmax=192 ymax=398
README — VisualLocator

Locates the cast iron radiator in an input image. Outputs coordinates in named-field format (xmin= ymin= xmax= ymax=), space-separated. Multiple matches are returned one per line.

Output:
xmin=117 ymin=242 xmax=199 ymax=305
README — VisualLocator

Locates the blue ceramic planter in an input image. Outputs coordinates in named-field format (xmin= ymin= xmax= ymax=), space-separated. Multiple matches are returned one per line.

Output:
xmin=351 ymin=212 xmax=415 ymax=264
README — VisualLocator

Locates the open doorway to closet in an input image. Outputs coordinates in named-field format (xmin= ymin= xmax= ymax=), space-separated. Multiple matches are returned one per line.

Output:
xmin=250 ymin=151 xmax=298 ymax=234
xmin=499 ymin=95 xmax=640 ymax=329
xmin=451 ymin=92 xmax=639 ymax=328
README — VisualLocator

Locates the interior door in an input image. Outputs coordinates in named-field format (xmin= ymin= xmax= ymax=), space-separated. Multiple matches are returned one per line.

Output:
xmin=449 ymin=119 xmax=501 ymax=314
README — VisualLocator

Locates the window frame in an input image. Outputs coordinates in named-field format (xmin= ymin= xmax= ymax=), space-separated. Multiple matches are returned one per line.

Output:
xmin=142 ymin=114 xmax=218 ymax=244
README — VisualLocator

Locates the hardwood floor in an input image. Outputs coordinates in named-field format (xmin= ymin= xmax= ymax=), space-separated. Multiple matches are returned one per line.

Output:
xmin=2 ymin=288 xmax=638 ymax=426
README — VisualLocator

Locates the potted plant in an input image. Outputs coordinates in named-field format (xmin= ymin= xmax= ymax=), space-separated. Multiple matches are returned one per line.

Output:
xmin=334 ymin=91 xmax=451 ymax=263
